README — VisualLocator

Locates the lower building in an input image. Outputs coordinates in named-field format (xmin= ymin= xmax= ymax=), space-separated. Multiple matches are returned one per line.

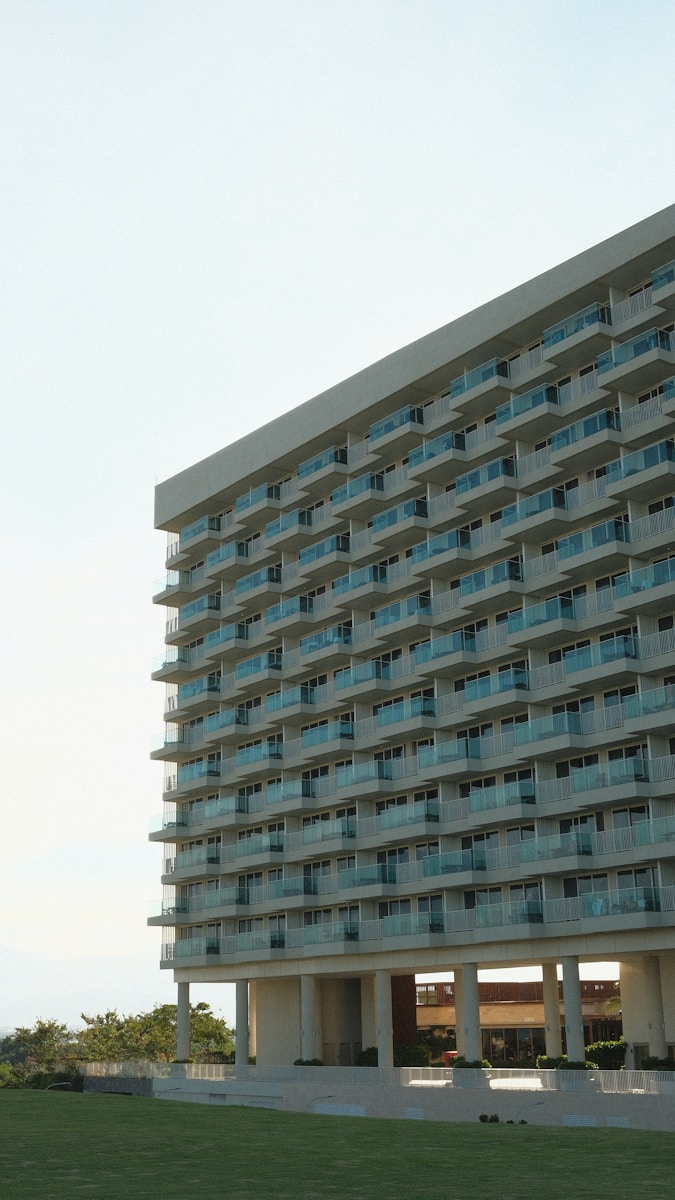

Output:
xmin=150 ymin=204 xmax=675 ymax=1069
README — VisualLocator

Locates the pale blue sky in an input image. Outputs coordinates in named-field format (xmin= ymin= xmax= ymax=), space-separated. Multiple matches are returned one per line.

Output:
xmin=2 ymin=0 xmax=673 ymax=1031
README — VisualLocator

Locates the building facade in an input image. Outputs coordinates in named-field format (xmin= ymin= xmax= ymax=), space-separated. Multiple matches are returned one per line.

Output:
xmin=150 ymin=205 xmax=675 ymax=1069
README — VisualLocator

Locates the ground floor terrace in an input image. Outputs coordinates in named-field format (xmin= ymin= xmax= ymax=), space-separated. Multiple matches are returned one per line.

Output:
xmin=171 ymin=941 xmax=675 ymax=1071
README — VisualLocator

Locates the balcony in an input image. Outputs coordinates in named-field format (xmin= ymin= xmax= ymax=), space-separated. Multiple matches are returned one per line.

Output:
xmin=331 ymin=472 xmax=385 ymax=517
xmin=604 ymin=439 xmax=675 ymax=501
xmin=513 ymin=711 xmax=582 ymax=748
xmin=372 ymin=594 xmax=432 ymax=630
xmin=615 ymin=556 xmax=675 ymax=608
xmin=176 ymin=759 xmax=221 ymax=788
xmin=455 ymin=557 xmax=523 ymax=607
xmin=562 ymin=634 xmax=637 ymax=679
xmin=448 ymin=358 xmax=511 ymax=414
xmin=550 ymin=408 xmax=621 ymax=466
xmin=235 ymin=483 xmax=281 ymax=517
xmin=266 ymin=778 xmax=316 ymax=809
xmin=173 ymin=844 xmax=222 ymax=871
xmin=303 ymin=922 xmax=360 ymax=945
xmin=379 ymin=797 xmax=439 ymax=828
xmin=266 ymin=684 xmax=315 ymax=714
xmin=235 ymin=930 xmax=285 ymax=952
xmin=302 ymin=816 xmax=356 ymax=845
xmin=542 ymin=302 xmax=612 ymax=368
xmin=408 ymin=526 xmax=472 ymax=570
xmin=369 ymin=404 xmax=425 ymax=452
xmin=418 ymin=739 xmax=481 ymax=772
xmin=557 ymin=518 xmax=629 ymax=567
xmin=236 ymin=565 xmax=282 ymax=596
xmin=463 ymin=666 xmax=529 ymax=704
xmin=377 ymin=696 xmax=436 ymax=729
xmin=205 ymin=540 xmax=250 ymax=578
xmin=501 ymin=488 xmax=568 ymax=537
xmin=407 ymin=430 xmax=468 ymax=483
xmin=235 ymin=650 xmax=282 ymax=681
xmin=414 ymin=629 xmax=476 ymax=669
xmin=453 ymin=456 xmax=517 ymax=508
xmin=301 ymin=719 xmax=354 ymax=749
xmin=179 ymin=593 xmax=221 ymax=633
xmin=334 ymin=660 xmax=392 ymax=696
xmin=336 ymin=760 xmax=393 ymax=789
xmin=332 ymin=563 xmax=389 ymax=603
xmin=466 ymin=778 xmax=535 ymax=813
xmin=202 ymin=622 xmax=248 ymax=662
xmin=371 ymin=497 xmax=428 ymax=536
xmin=235 ymin=833 xmax=285 ymax=858
xmin=176 ymin=674 xmax=221 ymax=709
xmin=204 ymin=707 xmax=248 ymax=738
xmin=179 ymin=515 xmax=222 ymax=550
xmin=381 ymin=913 xmax=445 ymax=938
xmin=495 ymin=383 xmax=560 ymax=437
xmin=423 ymin=850 xmax=474 ymax=876
xmin=265 ymin=595 xmax=314 ymax=630
xmin=265 ymin=509 xmax=315 ymax=551
xmin=300 ymin=624 xmax=352 ymax=660
xmin=298 ymin=445 xmax=348 ymax=482
xmin=596 ymin=327 xmax=675 ymax=392
xmin=235 ymin=741 xmax=283 ymax=768
xmin=652 ymin=259 xmax=675 ymax=292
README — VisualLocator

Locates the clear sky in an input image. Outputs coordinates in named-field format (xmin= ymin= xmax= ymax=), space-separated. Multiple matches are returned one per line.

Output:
xmin=2 ymin=0 xmax=674 ymax=1033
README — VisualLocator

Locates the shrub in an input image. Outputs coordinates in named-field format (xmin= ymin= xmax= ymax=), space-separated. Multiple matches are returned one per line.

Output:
xmin=557 ymin=1059 xmax=598 ymax=1071
xmin=293 ymin=1058 xmax=323 ymax=1066
xmin=585 ymin=1040 xmax=626 ymax=1070
xmin=393 ymin=1044 xmax=431 ymax=1068
xmin=452 ymin=1057 xmax=492 ymax=1069
xmin=355 ymin=1047 xmax=379 ymax=1067
xmin=640 ymin=1056 xmax=675 ymax=1071
xmin=536 ymin=1054 xmax=564 ymax=1069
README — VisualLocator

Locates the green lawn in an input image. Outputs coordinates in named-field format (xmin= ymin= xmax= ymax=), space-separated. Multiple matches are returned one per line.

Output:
xmin=1 ymin=1092 xmax=674 ymax=1200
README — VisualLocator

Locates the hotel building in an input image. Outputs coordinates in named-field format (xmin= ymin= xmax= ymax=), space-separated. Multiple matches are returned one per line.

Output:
xmin=150 ymin=205 xmax=675 ymax=1069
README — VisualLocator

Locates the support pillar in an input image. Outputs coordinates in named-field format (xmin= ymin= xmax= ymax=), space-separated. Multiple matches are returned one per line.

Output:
xmin=235 ymin=980 xmax=249 ymax=1074
xmin=542 ymin=963 xmax=562 ymax=1058
xmin=561 ymin=956 xmax=585 ymax=1062
xmin=453 ymin=970 xmax=465 ymax=1057
xmin=375 ymin=970 xmax=394 ymax=1068
xmin=176 ymin=981 xmax=190 ymax=1061
xmin=462 ymin=963 xmax=482 ymax=1062
xmin=642 ymin=957 xmax=667 ymax=1059
xmin=301 ymin=975 xmax=321 ymax=1061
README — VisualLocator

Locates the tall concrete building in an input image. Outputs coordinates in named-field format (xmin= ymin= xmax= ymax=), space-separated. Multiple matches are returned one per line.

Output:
xmin=151 ymin=206 xmax=675 ymax=1069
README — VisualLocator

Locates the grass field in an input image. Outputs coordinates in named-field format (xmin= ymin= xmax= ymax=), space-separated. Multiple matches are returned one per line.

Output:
xmin=1 ymin=1092 xmax=674 ymax=1200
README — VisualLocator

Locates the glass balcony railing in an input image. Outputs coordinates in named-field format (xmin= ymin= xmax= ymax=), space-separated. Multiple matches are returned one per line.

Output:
xmin=235 ymin=483 xmax=281 ymax=513
xmin=370 ymin=404 xmax=424 ymax=442
xmin=622 ymin=687 xmax=675 ymax=720
xmin=267 ymin=779 xmax=315 ymax=805
xmin=340 ymin=864 xmax=397 ymax=888
xmin=409 ymin=527 xmax=471 ymax=564
xmin=175 ymin=937 xmax=223 ymax=958
xmin=652 ymin=260 xmax=675 ymax=290
xmin=464 ymin=667 xmax=528 ymax=702
xmin=177 ymin=674 xmax=221 ymax=703
xmin=298 ymin=445 xmax=348 ymax=478
xmin=203 ymin=795 xmax=243 ymax=821
xmin=299 ymin=533 xmax=350 ymax=564
xmin=267 ymin=877 xmax=316 ymax=900
xmin=266 ymin=685 xmax=315 ymax=713
xmin=301 ymin=720 xmax=354 ymax=747
xmin=519 ymin=830 xmax=592 ymax=863
xmin=449 ymin=358 xmax=509 ymax=398
xmin=455 ymin=456 xmax=516 ymax=496
xmin=513 ymin=712 xmax=581 ymax=745
xmin=563 ymin=635 xmax=637 ymax=674
xmin=177 ymin=759 xmax=221 ymax=784
xmin=179 ymin=515 xmax=221 ymax=545
xmin=300 ymin=625 xmax=352 ymax=655
xmin=206 ymin=540 xmax=248 ymax=570
xmin=236 ymin=565 xmax=282 ymax=594
xmin=371 ymin=497 xmax=428 ymax=532
xmin=557 ymin=518 xmax=629 ymax=560
xmin=265 ymin=595 xmax=313 ymax=625
xmin=174 ymin=845 xmax=221 ymax=870
xmin=379 ymin=798 xmax=439 ymax=827
xmin=265 ymin=509 xmax=313 ymax=539
xmin=204 ymin=707 xmax=247 ymax=735
xmin=495 ymin=384 xmax=559 ymax=425
xmin=550 ymin=407 xmax=620 ymax=452
xmin=614 ymin=556 xmax=675 ymax=596
xmin=467 ymin=779 xmax=535 ymax=812
xmin=236 ymin=742 xmax=283 ymax=767
xmin=382 ymin=912 xmax=445 ymax=937
xmin=303 ymin=922 xmax=360 ymax=945
xmin=569 ymin=757 xmax=649 ymax=793
xmin=457 ymin=557 xmax=523 ymax=595
xmin=180 ymin=594 xmax=221 ymax=621
xmin=604 ymin=439 xmax=675 ymax=485
xmin=204 ymin=622 xmax=248 ymax=651
xmin=335 ymin=660 xmax=391 ymax=689
xmin=597 ymin=327 xmax=674 ymax=375
xmin=302 ymin=817 xmax=356 ymax=843
xmin=577 ymin=887 xmax=659 ymax=918
xmin=472 ymin=900 xmax=543 ymax=928
xmin=331 ymin=472 xmax=385 ymax=506
xmin=414 ymin=630 xmax=474 ymax=663
xmin=235 ymin=833 xmax=285 ymax=857
xmin=543 ymin=302 xmax=610 ymax=348
xmin=235 ymin=930 xmax=285 ymax=951
xmin=502 ymin=488 xmax=566 ymax=527
xmin=377 ymin=697 xmax=436 ymax=726
xmin=336 ymin=761 xmax=392 ymax=787
xmin=418 ymin=739 xmax=481 ymax=767
xmin=373 ymin=594 xmax=431 ymax=628
xmin=333 ymin=564 xmax=388 ymax=595
xmin=507 ymin=595 xmax=574 ymax=634
xmin=408 ymin=430 xmax=465 ymax=468
xmin=423 ymin=850 xmax=474 ymax=876
xmin=235 ymin=651 xmax=282 ymax=679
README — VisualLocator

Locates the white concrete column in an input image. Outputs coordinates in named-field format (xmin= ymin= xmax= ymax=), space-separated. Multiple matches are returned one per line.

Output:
xmin=461 ymin=963 xmax=482 ymax=1061
xmin=453 ymin=970 xmax=465 ymax=1057
xmin=642 ymin=957 xmax=667 ymax=1059
xmin=561 ymin=956 xmax=585 ymax=1062
xmin=301 ymin=975 xmax=321 ymax=1060
xmin=542 ymin=963 xmax=563 ymax=1058
xmin=375 ymin=969 xmax=394 ymax=1068
xmin=235 ymin=979 xmax=249 ymax=1073
xmin=176 ymin=981 xmax=190 ymax=1061
xmin=249 ymin=981 xmax=257 ymax=1058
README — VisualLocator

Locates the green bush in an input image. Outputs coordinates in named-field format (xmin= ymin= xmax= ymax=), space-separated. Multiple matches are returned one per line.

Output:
xmin=393 ymin=1044 xmax=431 ymax=1067
xmin=536 ymin=1054 xmax=564 ymax=1069
xmin=640 ymin=1056 xmax=675 ymax=1071
xmin=355 ymin=1047 xmax=379 ymax=1066
xmin=557 ymin=1060 xmax=598 ymax=1071
xmin=584 ymin=1040 xmax=626 ymax=1070
xmin=293 ymin=1058 xmax=324 ymax=1066
xmin=452 ymin=1057 xmax=492 ymax=1069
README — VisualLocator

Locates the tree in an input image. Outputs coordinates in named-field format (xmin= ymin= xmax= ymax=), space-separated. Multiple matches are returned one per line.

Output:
xmin=77 ymin=1003 xmax=234 ymax=1062
xmin=6 ymin=1021 xmax=76 ymax=1071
